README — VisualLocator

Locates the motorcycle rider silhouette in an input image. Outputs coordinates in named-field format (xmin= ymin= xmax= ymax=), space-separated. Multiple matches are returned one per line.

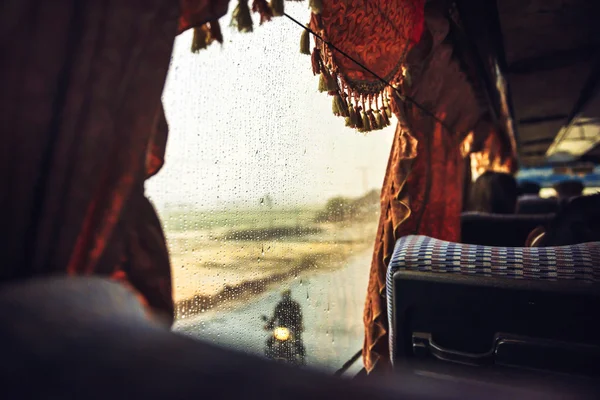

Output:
xmin=266 ymin=289 xmax=306 ymax=364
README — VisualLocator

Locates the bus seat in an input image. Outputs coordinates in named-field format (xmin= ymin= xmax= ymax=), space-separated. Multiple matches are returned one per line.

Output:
xmin=516 ymin=197 xmax=559 ymax=214
xmin=387 ymin=235 xmax=600 ymax=377
xmin=461 ymin=212 xmax=554 ymax=247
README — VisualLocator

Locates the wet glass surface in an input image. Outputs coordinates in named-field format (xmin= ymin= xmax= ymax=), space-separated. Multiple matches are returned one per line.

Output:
xmin=147 ymin=3 xmax=395 ymax=372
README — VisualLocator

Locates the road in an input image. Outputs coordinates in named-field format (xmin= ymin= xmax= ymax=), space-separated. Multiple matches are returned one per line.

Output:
xmin=174 ymin=249 xmax=372 ymax=373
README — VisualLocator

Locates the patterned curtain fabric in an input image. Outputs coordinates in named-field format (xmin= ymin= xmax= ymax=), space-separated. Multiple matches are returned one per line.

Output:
xmin=362 ymin=3 xmax=490 ymax=373
xmin=0 ymin=0 xmax=181 ymax=322
xmin=307 ymin=0 xmax=425 ymax=131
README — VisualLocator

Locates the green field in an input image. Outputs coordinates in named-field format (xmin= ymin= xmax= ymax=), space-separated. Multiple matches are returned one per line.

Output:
xmin=160 ymin=193 xmax=380 ymax=318
xmin=161 ymin=208 xmax=320 ymax=233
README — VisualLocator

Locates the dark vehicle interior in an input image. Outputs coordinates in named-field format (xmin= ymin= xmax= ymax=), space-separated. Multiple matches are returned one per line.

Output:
xmin=2 ymin=0 xmax=600 ymax=398
xmin=378 ymin=0 xmax=600 ymax=391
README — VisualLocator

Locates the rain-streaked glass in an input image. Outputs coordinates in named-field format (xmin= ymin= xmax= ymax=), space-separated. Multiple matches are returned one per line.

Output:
xmin=147 ymin=3 xmax=395 ymax=372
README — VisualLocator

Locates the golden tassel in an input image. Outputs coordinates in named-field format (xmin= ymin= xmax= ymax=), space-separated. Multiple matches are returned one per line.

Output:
xmin=300 ymin=26 xmax=310 ymax=55
xmin=367 ymin=110 xmax=378 ymax=130
xmin=209 ymin=20 xmax=223 ymax=44
xmin=319 ymin=69 xmax=337 ymax=93
xmin=348 ymin=104 xmax=357 ymax=127
xmin=375 ymin=110 xmax=383 ymax=130
xmin=191 ymin=26 xmax=209 ymax=53
xmin=332 ymin=96 xmax=340 ymax=116
xmin=318 ymin=74 xmax=328 ymax=92
xmin=231 ymin=0 xmax=253 ymax=33
xmin=381 ymin=108 xmax=390 ymax=126
xmin=309 ymin=0 xmax=323 ymax=14
xmin=270 ymin=0 xmax=284 ymax=16
xmin=361 ymin=111 xmax=371 ymax=132
xmin=386 ymin=106 xmax=392 ymax=119
xmin=354 ymin=106 xmax=363 ymax=130
xmin=326 ymin=72 xmax=338 ymax=92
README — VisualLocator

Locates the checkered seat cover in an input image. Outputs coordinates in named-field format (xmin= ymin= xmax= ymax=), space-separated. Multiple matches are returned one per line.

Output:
xmin=386 ymin=235 xmax=600 ymax=360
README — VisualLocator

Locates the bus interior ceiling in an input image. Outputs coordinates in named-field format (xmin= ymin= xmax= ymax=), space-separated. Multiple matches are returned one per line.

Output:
xmin=457 ymin=0 xmax=600 ymax=167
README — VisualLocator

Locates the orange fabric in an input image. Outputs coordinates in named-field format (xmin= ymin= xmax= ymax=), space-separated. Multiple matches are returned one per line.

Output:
xmin=363 ymin=114 xmax=467 ymax=373
xmin=315 ymin=0 xmax=424 ymax=94
xmin=1 ymin=0 xmax=179 ymax=320
xmin=362 ymin=3 xmax=484 ymax=373
xmin=307 ymin=1 xmax=425 ymax=130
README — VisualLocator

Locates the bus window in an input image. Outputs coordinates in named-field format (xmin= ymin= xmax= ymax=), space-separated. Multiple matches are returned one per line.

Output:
xmin=518 ymin=166 xmax=600 ymax=198
xmin=146 ymin=4 xmax=393 ymax=372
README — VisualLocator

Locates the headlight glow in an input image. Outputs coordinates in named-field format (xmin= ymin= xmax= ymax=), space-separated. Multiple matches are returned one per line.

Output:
xmin=273 ymin=327 xmax=290 ymax=341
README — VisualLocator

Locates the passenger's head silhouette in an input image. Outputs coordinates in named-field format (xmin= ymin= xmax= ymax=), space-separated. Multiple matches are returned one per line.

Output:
xmin=553 ymin=179 xmax=584 ymax=199
xmin=526 ymin=193 xmax=600 ymax=246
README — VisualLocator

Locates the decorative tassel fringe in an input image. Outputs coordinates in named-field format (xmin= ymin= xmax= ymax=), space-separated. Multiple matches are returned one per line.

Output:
xmin=313 ymin=46 xmax=402 ymax=132
xmin=355 ymin=106 xmax=363 ymax=130
xmin=367 ymin=110 xmax=378 ymax=130
xmin=318 ymin=83 xmax=396 ymax=131
xmin=270 ymin=0 xmax=284 ymax=16
xmin=326 ymin=72 xmax=338 ymax=92
xmin=252 ymin=0 xmax=273 ymax=25
xmin=191 ymin=21 xmax=223 ymax=53
xmin=209 ymin=20 xmax=223 ymax=44
xmin=318 ymin=74 xmax=328 ymax=92
xmin=340 ymin=94 xmax=349 ymax=114
xmin=345 ymin=104 xmax=357 ymax=127
xmin=375 ymin=110 xmax=383 ymax=130
xmin=359 ymin=111 xmax=369 ymax=133
xmin=381 ymin=108 xmax=390 ymax=126
xmin=300 ymin=26 xmax=310 ymax=55
xmin=344 ymin=103 xmax=352 ymax=126
xmin=231 ymin=0 xmax=253 ymax=33
xmin=191 ymin=26 xmax=209 ymax=53
xmin=332 ymin=96 xmax=340 ymax=116
xmin=309 ymin=0 xmax=323 ymax=14
xmin=318 ymin=70 xmax=337 ymax=93
xmin=360 ymin=111 xmax=371 ymax=132
xmin=334 ymin=95 xmax=348 ymax=117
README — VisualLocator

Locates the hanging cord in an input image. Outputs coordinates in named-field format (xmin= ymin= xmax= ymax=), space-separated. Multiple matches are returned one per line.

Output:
xmin=283 ymin=12 xmax=453 ymax=134
xmin=334 ymin=349 xmax=363 ymax=376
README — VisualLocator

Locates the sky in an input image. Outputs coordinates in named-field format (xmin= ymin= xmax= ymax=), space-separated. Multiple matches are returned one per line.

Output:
xmin=146 ymin=4 xmax=395 ymax=211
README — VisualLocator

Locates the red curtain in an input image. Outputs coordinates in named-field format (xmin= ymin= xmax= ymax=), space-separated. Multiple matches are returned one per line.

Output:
xmin=362 ymin=3 xmax=484 ymax=372
xmin=0 ymin=0 xmax=182 ymax=321
xmin=0 ymin=0 xmax=283 ymax=323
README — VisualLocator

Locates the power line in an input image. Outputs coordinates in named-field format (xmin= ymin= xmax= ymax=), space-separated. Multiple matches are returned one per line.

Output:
xmin=283 ymin=12 xmax=454 ymax=134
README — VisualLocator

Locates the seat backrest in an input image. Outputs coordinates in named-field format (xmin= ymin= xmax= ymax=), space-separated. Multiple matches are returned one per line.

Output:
xmin=460 ymin=212 xmax=553 ymax=247
xmin=387 ymin=236 xmax=600 ymax=377
xmin=516 ymin=196 xmax=559 ymax=214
